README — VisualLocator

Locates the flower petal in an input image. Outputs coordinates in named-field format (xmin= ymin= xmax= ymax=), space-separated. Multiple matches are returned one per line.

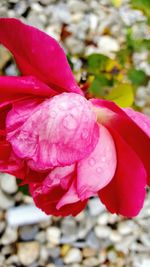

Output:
xmin=6 ymin=98 xmax=43 ymax=133
xmin=56 ymin=180 xmax=80 ymax=209
xmin=124 ymin=108 xmax=150 ymax=138
xmin=77 ymin=124 xmax=117 ymax=200
xmin=30 ymin=181 xmax=87 ymax=216
xmin=0 ymin=140 xmax=24 ymax=177
xmin=0 ymin=18 xmax=82 ymax=94
xmin=7 ymin=93 xmax=99 ymax=169
xmin=0 ymin=76 xmax=57 ymax=101
xmin=99 ymin=129 xmax=147 ymax=217
xmin=91 ymin=98 xmax=150 ymax=185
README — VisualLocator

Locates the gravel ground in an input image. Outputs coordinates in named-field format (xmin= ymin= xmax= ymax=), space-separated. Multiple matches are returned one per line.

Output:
xmin=0 ymin=0 xmax=150 ymax=266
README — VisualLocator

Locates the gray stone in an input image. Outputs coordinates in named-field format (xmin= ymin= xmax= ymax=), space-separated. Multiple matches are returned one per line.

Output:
xmin=19 ymin=225 xmax=39 ymax=241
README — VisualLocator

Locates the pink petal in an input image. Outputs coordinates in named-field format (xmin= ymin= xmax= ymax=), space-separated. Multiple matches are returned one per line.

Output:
xmin=77 ymin=124 xmax=117 ymax=200
xmin=48 ymin=164 xmax=75 ymax=189
xmin=6 ymin=98 xmax=43 ymax=133
xmin=0 ymin=76 xmax=57 ymax=100
xmin=124 ymin=108 xmax=150 ymax=138
xmin=91 ymin=98 xmax=150 ymax=185
xmin=99 ymin=129 xmax=147 ymax=217
xmin=0 ymin=18 xmax=82 ymax=95
xmin=7 ymin=93 xmax=99 ymax=169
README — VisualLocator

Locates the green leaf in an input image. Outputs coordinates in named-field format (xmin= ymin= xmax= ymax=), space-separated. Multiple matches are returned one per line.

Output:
xmin=67 ymin=54 xmax=74 ymax=70
xmin=106 ymin=83 xmax=134 ymax=107
xmin=116 ymin=49 xmax=131 ymax=66
xmin=89 ymin=74 xmax=112 ymax=97
xmin=111 ymin=0 xmax=122 ymax=7
xmin=18 ymin=182 xmax=29 ymax=195
xmin=127 ymin=69 xmax=147 ymax=86
xmin=87 ymin=53 xmax=109 ymax=74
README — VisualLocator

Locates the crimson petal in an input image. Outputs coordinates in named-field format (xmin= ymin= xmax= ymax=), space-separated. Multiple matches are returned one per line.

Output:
xmin=0 ymin=18 xmax=82 ymax=94
xmin=99 ymin=129 xmax=147 ymax=217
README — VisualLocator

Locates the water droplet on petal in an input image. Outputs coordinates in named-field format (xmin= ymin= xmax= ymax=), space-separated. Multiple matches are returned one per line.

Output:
xmin=101 ymin=156 xmax=106 ymax=162
xmin=51 ymin=111 xmax=57 ymax=118
xmin=59 ymin=101 xmax=68 ymax=110
xmin=97 ymin=167 xmax=102 ymax=173
xmin=88 ymin=158 xmax=96 ymax=166
xmin=63 ymin=114 xmax=77 ymax=130
xmin=81 ymin=129 xmax=89 ymax=139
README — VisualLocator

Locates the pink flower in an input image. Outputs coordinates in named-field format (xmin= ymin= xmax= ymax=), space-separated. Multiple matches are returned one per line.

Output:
xmin=0 ymin=18 xmax=150 ymax=217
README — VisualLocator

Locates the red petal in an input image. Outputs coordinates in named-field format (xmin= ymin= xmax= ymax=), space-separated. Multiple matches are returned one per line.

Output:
xmin=30 ymin=182 xmax=87 ymax=216
xmin=99 ymin=129 xmax=146 ymax=217
xmin=0 ymin=18 xmax=82 ymax=95
xmin=0 ymin=76 xmax=57 ymax=100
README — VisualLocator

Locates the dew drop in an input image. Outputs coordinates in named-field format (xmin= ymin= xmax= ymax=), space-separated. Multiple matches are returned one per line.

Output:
xmin=97 ymin=167 xmax=102 ymax=173
xmin=50 ymin=111 xmax=57 ymax=118
xmin=88 ymin=158 xmax=96 ymax=166
xmin=59 ymin=101 xmax=68 ymax=110
xmin=63 ymin=114 xmax=77 ymax=130
xmin=101 ymin=156 xmax=106 ymax=162
xmin=81 ymin=129 xmax=89 ymax=139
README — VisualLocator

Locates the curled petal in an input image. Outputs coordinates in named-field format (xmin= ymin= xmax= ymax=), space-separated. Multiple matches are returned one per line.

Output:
xmin=6 ymin=98 xmax=43 ymax=133
xmin=56 ymin=180 xmax=80 ymax=209
xmin=0 ymin=18 xmax=82 ymax=95
xmin=29 ymin=169 xmax=87 ymax=216
xmin=99 ymin=129 xmax=147 ymax=217
xmin=7 ymin=93 xmax=99 ymax=169
xmin=124 ymin=108 xmax=150 ymax=138
xmin=77 ymin=124 xmax=117 ymax=200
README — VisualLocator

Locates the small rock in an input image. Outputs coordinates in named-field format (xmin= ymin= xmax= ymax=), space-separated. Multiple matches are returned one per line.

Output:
xmin=64 ymin=248 xmax=82 ymax=264
xmin=118 ymin=221 xmax=135 ymax=235
xmin=97 ymin=36 xmax=120 ymax=53
xmin=88 ymin=198 xmax=105 ymax=216
xmin=46 ymin=226 xmax=61 ymax=245
xmin=49 ymin=247 xmax=60 ymax=258
xmin=86 ymin=231 xmax=100 ymax=249
xmin=0 ymin=173 xmax=18 ymax=194
xmin=97 ymin=213 xmax=109 ymax=225
xmin=109 ymin=230 xmax=122 ymax=243
xmin=19 ymin=225 xmax=39 ymax=241
xmin=5 ymin=255 xmax=19 ymax=265
xmin=35 ymin=231 xmax=46 ymax=243
xmin=40 ymin=246 xmax=49 ymax=263
xmin=94 ymin=225 xmax=111 ymax=239
xmin=5 ymin=63 xmax=19 ymax=76
xmin=83 ymin=257 xmax=100 ymax=267
xmin=0 ymin=221 xmax=5 ymax=234
xmin=0 ymin=255 xmax=5 ymax=265
xmin=18 ymin=242 xmax=40 ymax=266
xmin=61 ymin=244 xmax=71 ymax=257
xmin=82 ymin=247 xmax=97 ymax=258
xmin=1 ymin=227 xmax=18 ymax=245
xmin=0 ymin=189 xmax=14 ymax=210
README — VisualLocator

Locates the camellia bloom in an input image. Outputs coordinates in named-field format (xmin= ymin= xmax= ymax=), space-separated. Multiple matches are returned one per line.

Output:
xmin=0 ymin=18 xmax=150 ymax=217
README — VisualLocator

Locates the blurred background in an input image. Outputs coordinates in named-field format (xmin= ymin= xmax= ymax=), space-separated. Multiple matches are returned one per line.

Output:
xmin=0 ymin=0 xmax=150 ymax=266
